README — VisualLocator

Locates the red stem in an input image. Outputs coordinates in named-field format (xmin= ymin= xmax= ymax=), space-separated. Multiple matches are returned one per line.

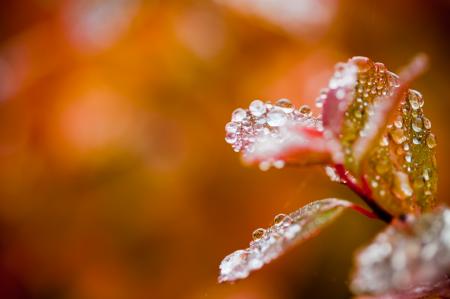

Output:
xmin=334 ymin=164 xmax=393 ymax=223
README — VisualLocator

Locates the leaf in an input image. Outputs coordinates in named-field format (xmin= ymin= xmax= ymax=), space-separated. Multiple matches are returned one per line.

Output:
xmin=219 ymin=198 xmax=358 ymax=283
xmin=321 ymin=56 xmax=437 ymax=215
xmin=351 ymin=207 xmax=450 ymax=298
xmin=225 ymin=99 xmax=334 ymax=171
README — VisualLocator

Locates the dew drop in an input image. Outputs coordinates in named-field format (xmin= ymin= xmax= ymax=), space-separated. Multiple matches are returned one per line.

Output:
xmin=393 ymin=171 xmax=413 ymax=199
xmin=394 ymin=116 xmax=403 ymax=129
xmin=380 ymin=136 xmax=389 ymax=146
xmin=225 ymin=133 xmax=237 ymax=144
xmin=275 ymin=98 xmax=294 ymax=113
xmin=252 ymin=228 xmax=266 ymax=241
xmin=315 ymin=96 xmax=324 ymax=108
xmin=267 ymin=109 xmax=287 ymax=127
xmin=412 ymin=117 xmax=423 ymax=133
xmin=336 ymin=88 xmax=346 ymax=100
xmin=259 ymin=161 xmax=271 ymax=171
xmin=273 ymin=160 xmax=285 ymax=169
xmin=423 ymin=117 xmax=432 ymax=130
xmin=249 ymin=100 xmax=267 ymax=117
xmin=299 ymin=105 xmax=312 ymax=117
xmin=390 ymin=128 xmax=406 ymax=144
xmin=426 ymin=133 xmax=437 ymax=149
xmin=423 ymin=169 xmax=430 ymax=181
xmin=408 ymin=90 xmax=424 ymax=110
xmin=273 ymin=214 xmax=287 ymax=225
xmin=403 ymin=143 xmax=410 ymax=151
xmin=225 ymin=122 xmax=239 ymax=133
xmin=413 ymin=138 xmax=421 ymax=145
xmin=232 ymin=108 xmax=247 ymax=122
xmin=405 ymin=153 xmax=412 ymax=163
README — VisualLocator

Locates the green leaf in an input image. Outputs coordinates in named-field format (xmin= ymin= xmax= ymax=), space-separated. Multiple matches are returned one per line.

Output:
xmin=323 ymin=56 xmax=437 ymax=215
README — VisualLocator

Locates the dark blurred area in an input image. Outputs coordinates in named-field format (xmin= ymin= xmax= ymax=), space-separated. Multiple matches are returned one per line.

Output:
xmin=0 ymin=0 xmax=449 ymax=298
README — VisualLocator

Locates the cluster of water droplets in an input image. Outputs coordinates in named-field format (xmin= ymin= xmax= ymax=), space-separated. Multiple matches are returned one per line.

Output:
xmin=372 ymin=88 xmax=437 ymax=207
xmin=225 ymin=99 xmax=321 ymax=170
xmin=352 ymin=207 xmax=450 ymax=296
xmin=218 ymin=199 xmax=349 ymax=283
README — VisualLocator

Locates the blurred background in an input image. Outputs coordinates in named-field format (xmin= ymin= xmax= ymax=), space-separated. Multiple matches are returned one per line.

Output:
xmin=0 ymin=0 xmax=449 ymax=298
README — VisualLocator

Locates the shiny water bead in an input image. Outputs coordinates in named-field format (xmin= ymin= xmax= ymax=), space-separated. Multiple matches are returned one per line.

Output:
xmin=273 ymin=214 xmax=287 ymax=225
xmin=423 ymin=169 xmax=430 ymax=181
xmin=354 ymin=109 xmax=362 ymax=119
xmin=380 ymin=136 xmax=389 ymax=146
xmin=267 ymin=109 xmax=287 ymax=127
xmin=232 ymin=108 xmax=247 ymax=122
xmin=252 ymin=228 xmax=266 ymax=241
xmin=412 ymin=117 xmax=423 ymax=133
xmin=299 ymin=105 xmax=312 ymax=116
xmin=394 ymin=116 xmax=403 ymax=129
xmin=393 ymin=171 xmax=413 ymax=199
xmin=249 ymin=100 xmax=266 ymax=117
xmin=405 ymin=153 xmax=412 ymax=163
xmin=225 ymin=133 xmax=237 ymax=144
xmin=426 ymin=133 xmax=437 ymax=149
xmin=258 ymin=161 xmax=271 ymax=171
xmin=390 ymin=128 xmax=407 ymax=144
xmin=275 ymin=98 xmax=294 ymax=113
xmin=408 ymin=90 xmax=424 ymax=110
xmin=413 ymin=138 xmax=421 ymax=145
xmin=423 ymin=117 xmax=432 ymax=130
xmin=272 ymin=160 xmax=285 ymax=169
xmin=403 ymin=143 xmax=410 ymax=151
xmin=225 ymin=122 xmax=239 ymax=133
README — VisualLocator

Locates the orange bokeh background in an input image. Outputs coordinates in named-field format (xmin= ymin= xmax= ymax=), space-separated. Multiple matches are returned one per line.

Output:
xmin=0 ymin=1 xmax=449 ymax=298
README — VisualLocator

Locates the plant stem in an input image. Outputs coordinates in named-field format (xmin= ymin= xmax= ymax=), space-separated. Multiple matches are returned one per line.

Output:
xmin=334 ymin=164 xmax=393 ymax=223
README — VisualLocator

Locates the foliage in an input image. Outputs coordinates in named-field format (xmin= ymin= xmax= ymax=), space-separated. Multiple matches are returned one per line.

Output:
xmin=221 ymin=55 xmax=445 ymax=298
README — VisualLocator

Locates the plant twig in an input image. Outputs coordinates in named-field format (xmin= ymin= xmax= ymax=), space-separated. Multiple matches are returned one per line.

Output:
xmin=334 ymin=164 xmax=393 ymax=223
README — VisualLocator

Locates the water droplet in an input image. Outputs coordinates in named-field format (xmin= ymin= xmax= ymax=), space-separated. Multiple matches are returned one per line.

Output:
xmin=403 ymin=143 xmax=410 ymax=151
xmin=423 ymin=169 xmax=430 ymax=181
xmin=249 ymin=100 xmax=266 ymax=117
xmin=255 ymin=116 xmax=266 ymax=125
xmin=273 ymin=160 xmax=285 ymax=169
xmin=423 ymin=117 xmax=432 ymax=130
xmin=336 ymin=88 xmax=346 ymax=100
xmin=390 ymin=128 xmax=406 ymax=144
xmin=232 ymin=108 xmax=247 ymax=122
xmin=225 ymin=133 xmax=237 ymax=144
xmin=299 ymin=105 xmax=312 ymax=117
xmin=380 ymin=136 xmax=389 ymax=146
xmin=225 ymin=122 xmax=239 ymax=133
xmin=393 ymin=171 xmax=413 ymax=199
xmin=252 ymin=228 xmax=266 ymax=241
xmin=413 ymin=138 xmax=421 ymax=145
xmin=259 ymin=161 xmax=271 ymax=171
xmin=394 ymin=117 xmax=403 ymax=129
xmin=273 ymin=214 xmax=287 ymax=225
xmin=405 ymin=153 xmax=412 ymax=163
xmin=275 ymin=98 xmax=294 ymax=113
xmin=426 ymin=133 xmax=436 ymax=149
xmin=267 ymin=109 xmax=287 ymax=127
xmin=412 ymin=117 xmax=423 ymax=133
xmin=408 ymin=90 xmax=423 ymax=110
